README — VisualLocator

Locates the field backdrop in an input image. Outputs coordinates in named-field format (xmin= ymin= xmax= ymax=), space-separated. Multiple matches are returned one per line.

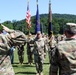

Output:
xmin=13 ymin=45 xmax=50 ymax=75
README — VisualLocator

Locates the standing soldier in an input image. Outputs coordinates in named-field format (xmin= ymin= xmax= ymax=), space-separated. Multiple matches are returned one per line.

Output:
xmin=33 ymin=31 xmax=46 ymax=75
xmin=48 ymin=31 xmax=56 ymax=63
xmin=0 ymin=24 xmax=27 ymax=75
xmin=49 ymin=23 xmax=76 ymax=75
xmin=27 ymin=33 xmax=34 ymax=65
xmin=17 ymin=44 xmax=25 ymax=64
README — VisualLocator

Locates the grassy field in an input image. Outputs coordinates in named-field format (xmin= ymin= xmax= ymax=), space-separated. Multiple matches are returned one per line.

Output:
xmin=13 ymin=46 xmax=50 ymax=75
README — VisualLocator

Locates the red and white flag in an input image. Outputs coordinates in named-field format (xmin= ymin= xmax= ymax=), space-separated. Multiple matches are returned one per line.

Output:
xmin=26 ymin=0 xmax=31 ymax=29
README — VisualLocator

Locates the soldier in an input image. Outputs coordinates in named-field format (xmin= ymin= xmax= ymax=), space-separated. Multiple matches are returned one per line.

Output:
xmin=33 ymin=31 xmax=46 ymax=75
xmin=48 ymin=31 xmax=56 ymax=63
xmin=27 ymin=33 xmax=34 ymax=65
xmin=49 ymin=23 xmax=76 ymax=75
xmin=17 ymin=44 xmax=25 ymax=64
xmin=0 ymin=24 xmax=27 ymax=75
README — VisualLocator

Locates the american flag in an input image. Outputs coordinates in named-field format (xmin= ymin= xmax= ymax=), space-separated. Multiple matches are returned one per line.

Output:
xmin=26 ymin=0 xmax=31 ymax=29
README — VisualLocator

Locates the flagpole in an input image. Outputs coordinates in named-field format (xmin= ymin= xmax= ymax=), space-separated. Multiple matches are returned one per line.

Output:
xmin=0 ymin=19 xmax=1 ymax=24
xmin=27 ymin=0 xmax=30 ymax=34
xmin=49 ymin=0 xmax=51 ymax=3
xmin=49 ymin=0 xmax=52 ymax=23
xmin=36 ymin=0 xmax=38 ymax=4
xmin=48 ymin=0 xmax=53 ymax=37
xmin=35 ymin=0 xmax=40 ymax=34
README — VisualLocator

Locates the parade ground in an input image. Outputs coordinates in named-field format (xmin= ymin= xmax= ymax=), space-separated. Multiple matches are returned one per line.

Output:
xmin=13 ymin=46 xmax=50 ymax=75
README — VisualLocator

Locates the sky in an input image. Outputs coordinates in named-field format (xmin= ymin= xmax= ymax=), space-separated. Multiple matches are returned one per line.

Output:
xmin=0 ymin=0 xmax=76 ymax=23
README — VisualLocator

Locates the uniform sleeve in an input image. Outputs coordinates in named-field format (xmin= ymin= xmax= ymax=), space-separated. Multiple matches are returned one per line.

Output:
xmin=33 ymin=41 xmax=36 ymax=53
xmin=0 ymin=34 xmax=10 ymax=51
xmin=50 ymin=47 xmax=60 ymax=74
xmin=10 ymin=31 xmax=27 ymax=46
xmin=43 ymin=39 xmax=47 ymax=53
xmin=0 ymin=43 xmax=9 ymax=50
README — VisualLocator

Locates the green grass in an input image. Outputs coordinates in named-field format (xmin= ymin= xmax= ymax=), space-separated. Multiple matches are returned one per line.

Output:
xmin=13 ymin=46 xmax=50 ymax=75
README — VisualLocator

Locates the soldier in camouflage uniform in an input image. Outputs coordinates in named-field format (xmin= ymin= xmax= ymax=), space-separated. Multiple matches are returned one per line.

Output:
xmin=27 ymin=33 xmax=34 ymax=65
xmin=0 ymin=32 xmax=15 ymax=75
xmin=0 ymin=24 xmax=27 ymax=75
xmin=33 ymin=31 xmax=46 ymax=75
xmin=49 ymin=23 xmax=76 ymax=75
xmin=17 ymin=44 xmax=25 ymax=64
xmin=48 ymin=31 xmax=56 ymax=63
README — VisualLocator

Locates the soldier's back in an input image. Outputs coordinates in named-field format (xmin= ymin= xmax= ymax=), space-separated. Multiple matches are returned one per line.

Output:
xmin=57 ymin=39 xmax=76 ymax=75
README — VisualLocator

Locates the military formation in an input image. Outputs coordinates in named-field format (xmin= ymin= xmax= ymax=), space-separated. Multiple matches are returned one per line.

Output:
xmin=0 ymin=23 xmax=76 ymax=75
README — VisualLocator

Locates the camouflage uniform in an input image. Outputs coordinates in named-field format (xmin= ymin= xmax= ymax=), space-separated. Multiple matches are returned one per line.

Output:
xmin=42 ymin=34 xmax=48 ymax=52
xmin=48 ymin=35 xmax=56 ymax=63
xmin=33 ymin=37 xmax=46 ymax=75
xmin=17 ymin=44 xmax=25 ymax=64
xmin=0 ymin=24 xmax=27 ymax=75
xmin=27 ymin=35 xmax=34 ymax=64
xmin=10 ymin=30 xmax=27 ymax=64
xmin=50 ymin=23 xmax=76 ymax=75
xmin=50 ymin=38 xmax=76 ymax=75
xmin=0 ymin=34 xmax=15 ymax=75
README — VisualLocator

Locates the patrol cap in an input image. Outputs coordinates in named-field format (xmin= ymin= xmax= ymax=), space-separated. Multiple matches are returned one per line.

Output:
xmin=65 ymin=23 xmax=76 ymax=34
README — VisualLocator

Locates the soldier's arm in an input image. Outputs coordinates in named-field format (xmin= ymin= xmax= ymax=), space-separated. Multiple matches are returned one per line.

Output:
xmin=0 ymin=34 xmax=10 ymax=50
xmin=44 ymin=40 xmax=47 ymax=53
xmin=32 ymin=42 xmax=36 ymax=53
xmin=1 ymin=24 xmax=14 ymax=33
xmin=43 ymin=41 xmax=47 ymax=58
xmin=0 ymin=43 xmax=9 ymax=50
xmin=0 ymin=40 xmax=10 ymax=51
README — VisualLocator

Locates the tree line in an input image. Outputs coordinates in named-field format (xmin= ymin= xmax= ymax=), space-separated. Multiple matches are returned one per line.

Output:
xmin=2 ymin=13 xmax=76 ymax=35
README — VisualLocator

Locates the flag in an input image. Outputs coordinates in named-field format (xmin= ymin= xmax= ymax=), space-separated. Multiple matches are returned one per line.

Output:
xmin=35 ymin=0 xmax=40 ymax=34
xmin=26 ymin=0 xmax=31 ymax=29
xmin=48 ymin=0 xmax=52 ymax=36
